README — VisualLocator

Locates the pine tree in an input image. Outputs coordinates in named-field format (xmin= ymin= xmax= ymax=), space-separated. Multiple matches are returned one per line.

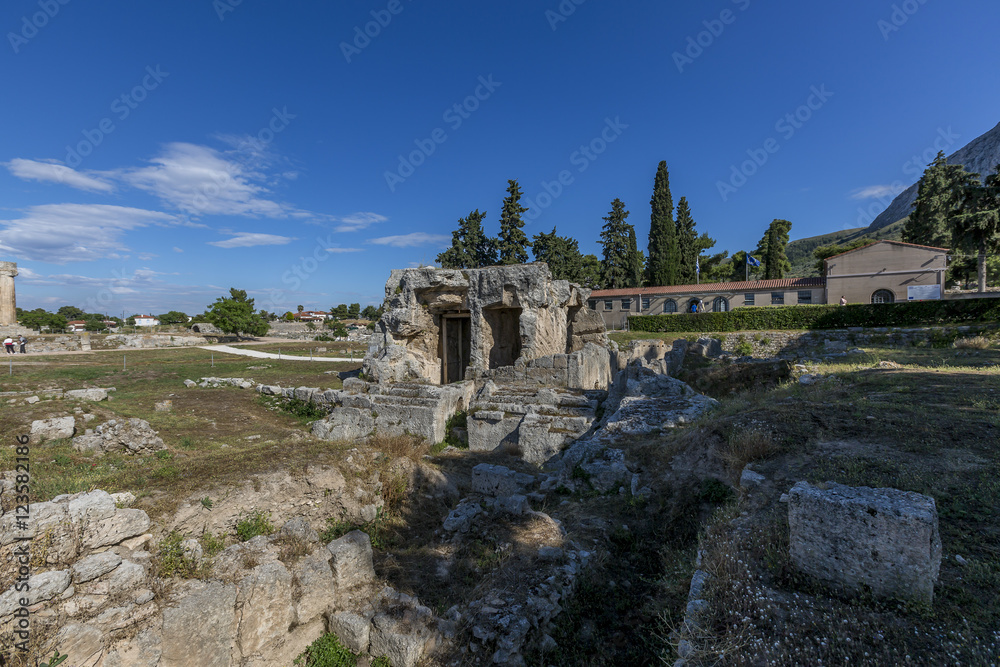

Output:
xmin=497 ymin=179 xmax=529 ymax=265
xmin=600 ymin=199 xmax=643 ymax=288
xmin=437 ymin=209 xmax=497 ymax=268
xmin=905 ymin=151 xmax=976 ymax=248
xmin=675 ymin=196 xmax=699 ymax=284
xmin=952 ymin=165 xmax=1000 ymax=292
xmin=645 ymin=161 xmax=679 ymax=286
xmin=755 ymin=219 xmax=792 ymax=279
xmin=531 ymin=227 xmax=583 ymax=282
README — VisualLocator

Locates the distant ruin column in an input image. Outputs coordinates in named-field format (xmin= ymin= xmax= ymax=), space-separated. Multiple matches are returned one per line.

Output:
xmin=0 ymin=262 xmax=16 ymax=326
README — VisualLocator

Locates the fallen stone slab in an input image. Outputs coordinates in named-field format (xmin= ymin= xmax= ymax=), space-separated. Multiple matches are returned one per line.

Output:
xmin=788 ymin=481 xmax=942 ymax=603
xmin=31 ymin=415 xmax=76 ymax=442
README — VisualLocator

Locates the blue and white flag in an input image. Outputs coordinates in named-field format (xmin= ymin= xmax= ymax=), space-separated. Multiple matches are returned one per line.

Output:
xmin=695 ymin=257 xmax=700 ymax=274
xmin=746 ymin=254 xmax=761 ymax=267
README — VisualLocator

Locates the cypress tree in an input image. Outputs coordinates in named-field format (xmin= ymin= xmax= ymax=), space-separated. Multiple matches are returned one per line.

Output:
xmin=756 ymin=219 xmax=792 ymax=279
xmin=645 ymin=161 xmax=679 ymax=286
xmin=600 ymin=199 xmax=643 ymax=288
xmin=952 ymin=165 xmax=1000 ymax=292
xmin=497 ymin=179 xmax=530 ymax=265
xmin=905 ymin=151 xmax=973 ymax=248
xmin=675 ymin=196 xmax=699 ymax=283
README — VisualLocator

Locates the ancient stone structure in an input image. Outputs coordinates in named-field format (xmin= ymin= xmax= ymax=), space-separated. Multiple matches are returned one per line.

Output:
xmin=788 ymin=481 xmax=942 ymax=603
xmin=362 ymin=264 xmax=609 ymax=388
xmin=0 ymin=262 xmax=16 ymax=326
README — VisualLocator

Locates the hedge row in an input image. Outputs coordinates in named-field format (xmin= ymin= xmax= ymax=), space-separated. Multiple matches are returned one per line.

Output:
xmin=627 ymin=298 xmax=1000 ymax=333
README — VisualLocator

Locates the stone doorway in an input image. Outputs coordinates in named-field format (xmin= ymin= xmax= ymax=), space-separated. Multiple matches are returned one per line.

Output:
xmin=440 ymin=314 xmax=471 ymax=384
xmin=483 ymin=307 xmax=522 ymax=369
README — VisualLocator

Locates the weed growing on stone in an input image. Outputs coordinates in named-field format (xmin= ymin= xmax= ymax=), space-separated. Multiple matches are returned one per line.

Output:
xmin=234 ymin=509 xmax=275 ymax=542
xmin=293 ymin=632 xmax=358 ymax=666
xmin=154 ymin=531 xmax=203 ymax=579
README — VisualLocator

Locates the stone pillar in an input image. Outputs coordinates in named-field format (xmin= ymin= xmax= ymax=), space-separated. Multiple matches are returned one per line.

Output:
xmin=0 ymin=262 xmax=16 ymax=326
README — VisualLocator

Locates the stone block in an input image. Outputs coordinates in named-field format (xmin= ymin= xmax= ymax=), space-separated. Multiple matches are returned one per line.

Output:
xmin=369 ymin=612 xmax=434 ymax=667
xmin=30 ymin=415 xmax=76 ymax=442
xmin=161 ymin=580 xmax=237 ymax=667
xmin=326 ymin=530 xmax=375 ymax=589
xmin=291 ymin=550 xmax=335 ymax=626
xmin=467 ymin=410 xmax=521 ymax=453
xmin=66 ymin=388 xmax=109 ymax=401
xmin=72 ymin=551 xmax=123 ymax=583
xmin=236 ymin=561 xmax=294 ymax=656
xmin=328 ymin=611 xmax=371 ymax=654
xmin=788 ymin=481 xmax=941 ymax=603
xmin=471 ymin=463 xmax=533 ymax=497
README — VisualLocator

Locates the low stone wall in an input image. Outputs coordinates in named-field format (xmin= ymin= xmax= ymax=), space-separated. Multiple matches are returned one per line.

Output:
xmin=677 ymin=324 xmax=997 ymax=359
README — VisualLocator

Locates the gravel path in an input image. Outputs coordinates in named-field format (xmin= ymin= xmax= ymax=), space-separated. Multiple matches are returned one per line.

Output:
xmin=200 ymin=344 xmax=357 ymax=362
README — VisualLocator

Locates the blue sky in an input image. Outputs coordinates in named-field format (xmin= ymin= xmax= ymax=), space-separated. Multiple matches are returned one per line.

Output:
xmin=3 ymin=0 xmax=999 ymax=316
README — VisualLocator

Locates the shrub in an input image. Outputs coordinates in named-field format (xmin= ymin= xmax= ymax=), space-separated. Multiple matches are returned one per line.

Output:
xmin=293 ymin=633 xmax=357 ymax=667
xmin=734 ymin=336 xmax=754 ymax=356
xmin=155 ymin=531 xmax=200 ymax=578
xmin=629 ymin=297 xmax=1000 ymax=333
xmin=235 ymin=509 xmax=275 ymax=542
xmin=954 ymin=335 xmax=991 ymax=349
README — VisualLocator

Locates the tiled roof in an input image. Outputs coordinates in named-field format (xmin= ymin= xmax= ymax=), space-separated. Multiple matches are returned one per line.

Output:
xmin=823 ymin=240 xmax=949 ymax=261
xmin=590 ymin=277 xmax=824 ymax=298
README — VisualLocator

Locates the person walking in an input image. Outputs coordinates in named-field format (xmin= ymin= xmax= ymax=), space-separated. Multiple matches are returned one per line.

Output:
xmin=839 ymin=295 xmax=847 ymax=306
xmin=3 ymin=337 xmax=13 ymax=354
xmin=18 ymin=335 xmax=27 ymax=354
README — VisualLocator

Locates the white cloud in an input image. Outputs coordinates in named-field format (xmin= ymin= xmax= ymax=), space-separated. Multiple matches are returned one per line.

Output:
xmin=208 ymin=232 xmax=296 ymax=248
xmin=324 ymin=247 xmax=363 ymax=253
xmin=333 ymin=212 xmax=387 ymax=232
xmin=122 ymin=143 xmax=290 ymax=218
xmin=368 ymin=232 xmax=451 ymax=248
xmin=6 ymin=158 xmax=114 ymax=193
xmin=0 ymin=204 xmax=180 ymax=263
xmin=173 ymin=247 xmax=184 ymax=253
xmin=850 ymin=185 xmax=902 ymax=200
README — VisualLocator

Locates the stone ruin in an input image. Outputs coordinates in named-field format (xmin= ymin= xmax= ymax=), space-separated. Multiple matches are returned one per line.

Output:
xmin=312 ymin=264 xmax=615 ymax=462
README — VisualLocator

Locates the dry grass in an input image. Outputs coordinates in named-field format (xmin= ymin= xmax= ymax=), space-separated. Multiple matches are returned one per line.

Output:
xmin=954 ymin=335 xmax=992 ymax=349
xmin=720 ymin=427 xmax=781 ymax=479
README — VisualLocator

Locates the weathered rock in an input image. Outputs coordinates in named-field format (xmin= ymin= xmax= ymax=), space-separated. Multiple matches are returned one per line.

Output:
xmin=30 ymin=415 xmax=76 ymax=442
xmin=328 ymin=611 xmax=371 ymax=654
xmin=788 ymin=481 xmax=942 ymax=603
xmin=236 ymin=561 xmax=294 ymax=656
xmin=65 ymin=388 xmax=109 ymax=401
xmin=51 ymin=623 xmax=105 ymax=667
xmin=311 ymin=406 xmax=375 ymax=441
xmin=326 ymin=530 xmax=375 ymax=589
xmin=83 ymin=509 xmax=151 ymax=549
xmin=279 ymin=517 xmax=320 ymax=543
xmin=93 ymin=418 xmax=166 ymax=454
xmin=471 ymin=464 xmax=533 ymax=497
xmin=291 ymin=550 xmax=336 ymax=626
xmin=0 ymin=569 xmax=71 ymax=619
xmin=102 ymin=628 xmax=162 ymax=667
xmin=369 ymin=611 xmax=435 ymax=667
xmin=161 ymin=580 xmax=237 ymax=667
xmin=72 ymin=551 xmax=123 ymax=583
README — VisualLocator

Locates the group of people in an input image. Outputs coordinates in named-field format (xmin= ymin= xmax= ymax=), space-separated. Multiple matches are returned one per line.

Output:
xmin=689 ymin=299 xmax=706 ymax=313
xmin=3 ymin=336 xmax=27 ymax=354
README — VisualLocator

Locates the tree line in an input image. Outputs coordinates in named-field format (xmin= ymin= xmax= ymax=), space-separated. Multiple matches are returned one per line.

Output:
xmin=437 ymin=165 xmax=794 ymax=289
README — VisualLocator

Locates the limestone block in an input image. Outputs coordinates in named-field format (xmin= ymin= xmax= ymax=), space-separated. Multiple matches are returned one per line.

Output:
xmin=326 ymin=530 xmax=375 ymax=589
xmin=68 ymin=490 xmax=117 ymax=525
xmin=30 ymin=416 xmax=76 ymax=442
xmin=72 ymin=551 xmax=123 ymax=583
xmin=236 ymin=561 xmax=295 ymax=656
xmin=51 ymin=623 xmax=104 ymax=667
xmin=291 ymin=550 xmax=336 ymax=626
xmin=161 ymin=580 xmax=238 ymax=667
xmin=101 ymin=628 xmax=162 ymax=667
xmin=369 ymin=611 xmax=436 ymax=667
xmin=94 ymin=418 xmax=165 ymax=454
xmin=311 ymin=407 xmax=375 ymax=442
xmin=82 ymin=509 xmax=151 ymax=549
xmin=65 ymin=388 xmax=109 ymax=401
xmin=0 ymin=569 xmax=71 ymax=619
xmin=788 ymin=481 xmax=941 ymax=603
xmin=471 ymin=463 xmax=533 ymax=497
xmin=279 ymin=517 xmax=320 ymax=543
xmin=468 ymin=410 xmax=521 ymax=453
xmin=327 ymin=611 xmax=371 ymax=654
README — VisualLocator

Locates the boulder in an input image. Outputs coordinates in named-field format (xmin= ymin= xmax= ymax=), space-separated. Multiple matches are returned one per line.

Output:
xmin=291 ymin=550 xmax=336 ymax=626
xmin=311 ymin=407 xmax=375 ymax=442
xmin=369 ymin=610 xmax=436 ymax=667
xmin=788 ymin=481 xmax=942 ymax=603
xmin=236 ymin=561 xmax=294 ymax=656
xmin=471 ymin=464 xmax=533 ymax=497
xmin=90 ymin=418 xmax=166 ymax=455
xmin=30 ymin=416 xmax=76 ymax=442
xmin=72 ymin=552 xmax=123 ymax=584
xmin=65 ymin=388 xmax=109 ymax=401
xmin=327 ymin=611 xmax=371 ymax=654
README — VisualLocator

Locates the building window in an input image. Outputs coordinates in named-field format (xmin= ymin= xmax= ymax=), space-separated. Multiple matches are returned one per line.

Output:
xmin=744 ymin=293 xmax=755 ymax=306
xmin=588 ymin=300 xmax=596 ymax=310
xmin=641 ymin=297 xmax=651 ymax=311
xmin=798 ymin=290 xmax=812 ymax=304
xmin=663 ymin=300 xmax=677 ymax=314
xmin=713 ymin=297 xmax=729 ymax=312
xmin=871 ymin=289 xmax=895 ymax=304
xmin=604 ymin=300 xmax=613 ymax=311
xmin=621 ymin=299 xmax=632 ymax=310
xmin=771 ymin=292 xmax=784 ymax=305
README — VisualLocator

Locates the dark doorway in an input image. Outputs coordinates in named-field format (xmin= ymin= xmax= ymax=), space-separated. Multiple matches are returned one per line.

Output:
xmin=483 ymin=307 xmax=522 ymax=369
xmin=441 ymin=314 xmax=471 ymax=384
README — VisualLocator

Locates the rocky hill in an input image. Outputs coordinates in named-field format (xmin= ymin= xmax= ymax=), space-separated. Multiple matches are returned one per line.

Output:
xmin=868 ymin=120 xmax=1000 ymax=232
